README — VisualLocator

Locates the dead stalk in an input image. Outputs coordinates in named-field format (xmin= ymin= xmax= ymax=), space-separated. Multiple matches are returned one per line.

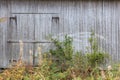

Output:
xmin=38 ymin=47 xmax=42 ymax=66
xmin=19 ymin=40 xmax=24 ymax=66
xmin=29 ymin=50 xmax=33 ymax=65
xmin=101 ymin=70 xmax=106 ymax=79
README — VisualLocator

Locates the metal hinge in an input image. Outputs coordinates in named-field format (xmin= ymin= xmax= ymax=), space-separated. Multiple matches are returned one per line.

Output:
xmin=9 ymin=16 xmax=17 ymax=26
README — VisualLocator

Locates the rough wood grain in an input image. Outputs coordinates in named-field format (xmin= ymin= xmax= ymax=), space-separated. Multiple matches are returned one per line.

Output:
xmin=0 ymin=0 xmax=8 ymax=68
xmin=1 ymin=0 xmax=120 ymax=67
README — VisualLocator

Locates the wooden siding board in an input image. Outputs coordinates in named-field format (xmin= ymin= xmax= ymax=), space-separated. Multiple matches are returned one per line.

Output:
xmin=95 ymin=1 xmax=102 ymax=52
xmin=110 ymin=2 xmax=117 ymax=61
xmin=112 ymin=2 xmax=117 ymax=61
xmin=0 ymin=0 xmax=8 ymax=68
xmin=62 ymin=0 xmax=69 ymax=36
xmin=118 ymin=3 xmax=120 ymax=62
xmin=102 ymin=1 xmax=107 ymax=57
xmin=0 ymin=14 xmax=3 ymax=67
xmin=78 ymin=0 xmax=83 ymax=51
xmin=105 ymin=1 xmax=110 ymax=60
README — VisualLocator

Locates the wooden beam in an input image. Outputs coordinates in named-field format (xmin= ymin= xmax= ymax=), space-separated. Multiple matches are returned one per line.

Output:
xmin=7 ymin=40 xmax=52 ymax=43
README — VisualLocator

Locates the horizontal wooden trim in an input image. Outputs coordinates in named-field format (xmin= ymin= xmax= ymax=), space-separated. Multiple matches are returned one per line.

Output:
xmin=12 ymin=13 xmax=59 ymax=14
xmin=7 ymin=40 xmax=53 ymax=43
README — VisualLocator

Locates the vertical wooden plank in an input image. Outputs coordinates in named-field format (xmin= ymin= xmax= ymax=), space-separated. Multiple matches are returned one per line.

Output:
xmin=34 ymin=14 xmax=43 ymax=65
xmin=0 ymin=0 xmax=8 ymax=68
xmin=60 ymin=0 xmax=65 ymax=41
xmin=104 ymin=1 xmax=111 ymax=61
xmin=116 ymin=2 xmax=119 ymax=62
xmin=112 ymin=1 xmax=117 ymax=62
xmin=118 ymin=1 xmax=120 ymax=62
xmin=117 ymin=1 xmax=120 ymax=62
xmin=75 ymin=0 xmax=80 ymax=51
xmin=78 ymin=0 xmax=84 ymax=51
xmin=95 ymin=1 xmax=102 ymax=52
xmin=74 ymin=0 xmax=80 ymax=51
xmin=62 ymin=0 xmax=69 ymax=35
xmin=109 ymin=1 xmax=117 ymax=62
xmin=102 ymin=1 xmax=106 ymax=54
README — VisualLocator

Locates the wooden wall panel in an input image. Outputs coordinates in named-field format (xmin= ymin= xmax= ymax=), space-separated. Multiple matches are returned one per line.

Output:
xmin=60 ymin=0 xmax=120 ymax=62
xmin=0 ymin=0 xmax=8 ymax=68
xmin=1 ymin=0 xmax=120 ymax=68
xmin=8 ymin=0 xmax=120 ymax=64
xmin=8 ymin=14 xmax=35 ymax=65
xmin=34 ymin=14 xmax=53 ymax=53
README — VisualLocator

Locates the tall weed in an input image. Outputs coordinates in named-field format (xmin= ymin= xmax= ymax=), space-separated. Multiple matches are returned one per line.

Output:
xmin=49 ymin=35 xmax=74 ymax=71
xmin=86 ymin=32 xmax=109 ymax=67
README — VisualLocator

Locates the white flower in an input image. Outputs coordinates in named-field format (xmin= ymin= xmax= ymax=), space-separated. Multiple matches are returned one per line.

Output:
xmin=107 ymin=65 xmax=112 ymax=71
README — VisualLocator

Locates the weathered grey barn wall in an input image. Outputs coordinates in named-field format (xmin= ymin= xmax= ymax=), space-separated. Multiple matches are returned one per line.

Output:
xmin=0 ymin=0 xmax=120 ymax=67
xmin=0 ymin=0 xmax=8 ymax=68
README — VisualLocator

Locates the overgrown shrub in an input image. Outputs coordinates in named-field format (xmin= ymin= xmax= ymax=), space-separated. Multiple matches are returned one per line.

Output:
xmin=72 ymin=52 xmax=90 ymax=78
xmin=50 ymin=35 xmax=73 ymax=61
xmin=86 ymin=32 xmax=109 ymax=67
xmin=49 ymin=35 xmax=74 ymax=71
